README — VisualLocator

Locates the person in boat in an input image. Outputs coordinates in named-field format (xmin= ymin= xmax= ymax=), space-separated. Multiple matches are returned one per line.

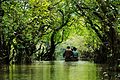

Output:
xmin=63 ymin=46 xmax=73 ymax=61
xmin=72 ymin=47 xmax=79 ymax=61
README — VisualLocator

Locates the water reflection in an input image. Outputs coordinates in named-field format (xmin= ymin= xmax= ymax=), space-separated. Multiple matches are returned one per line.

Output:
xmin=63 ymin=61 xmax=99 ymax=80
xmin=96 ymin=64 xmax=120 ymax=80
xmin=0 ymin=61 xmax=103 ymax=80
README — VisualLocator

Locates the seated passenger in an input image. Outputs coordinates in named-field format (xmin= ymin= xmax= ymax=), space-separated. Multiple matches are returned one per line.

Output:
xmin=72 ymin=47 xmax=79 ymax=61
xmin=63 ymin=46 xmax=73 ymax=61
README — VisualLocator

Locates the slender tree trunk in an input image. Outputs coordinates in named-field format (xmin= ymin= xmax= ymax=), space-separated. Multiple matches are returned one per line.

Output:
xmin=108 ymin=27 xmax=118 ymax=66
xmin=43 ymin=31 xmax=56 ymax=61
xmin=49 ymin=31 xmax=56 ymax=60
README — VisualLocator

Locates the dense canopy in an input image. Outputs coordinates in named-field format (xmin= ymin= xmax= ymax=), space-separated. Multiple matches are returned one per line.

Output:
xmin=0 ymin=0 xmax=119 ymax=66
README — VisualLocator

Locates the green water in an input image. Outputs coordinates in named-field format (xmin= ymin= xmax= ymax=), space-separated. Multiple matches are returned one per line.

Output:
xmin=0 ymin=61 xmax=101 ymax=80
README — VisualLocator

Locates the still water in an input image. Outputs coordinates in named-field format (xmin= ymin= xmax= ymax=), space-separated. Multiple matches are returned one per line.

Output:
xmin=0 ymin=61 xmax=102 ymax=80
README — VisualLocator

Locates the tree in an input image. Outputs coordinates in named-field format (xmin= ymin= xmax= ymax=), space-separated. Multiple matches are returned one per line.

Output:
xmin=1 ymin=0 xmax=76 ymax=63
xmin=72 ymin=0 xmax=119 ymax=65
xmin=0 ymin=0 xmax=13 ymax=64
xmin=39 ymin=0 xmax=75 ymax=60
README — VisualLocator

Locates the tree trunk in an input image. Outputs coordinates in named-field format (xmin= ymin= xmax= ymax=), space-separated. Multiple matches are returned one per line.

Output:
xmin=43 ymin=31 xmax=56 ymax=61
xmin=49 ymin=31 xmax=56 ymax=60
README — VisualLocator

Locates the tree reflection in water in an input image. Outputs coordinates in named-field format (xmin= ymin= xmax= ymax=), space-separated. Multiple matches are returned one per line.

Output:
xmin=0 ymin=61 xmax=120 ymax=80
xmin=96 ymin=64 xmax=120 ymax=80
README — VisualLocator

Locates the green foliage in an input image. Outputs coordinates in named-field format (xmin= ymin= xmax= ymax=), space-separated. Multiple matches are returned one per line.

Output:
xmin=1 ymin=0 xmax=119 ymax=62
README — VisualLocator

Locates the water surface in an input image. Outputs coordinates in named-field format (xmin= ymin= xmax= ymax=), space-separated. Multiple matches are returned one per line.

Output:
xmin=0 ymin=61 xmax=101 ymax=80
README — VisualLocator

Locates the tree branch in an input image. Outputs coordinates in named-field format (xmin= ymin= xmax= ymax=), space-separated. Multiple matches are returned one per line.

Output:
xmin=55 ymin=29 xmax=64 ymax=46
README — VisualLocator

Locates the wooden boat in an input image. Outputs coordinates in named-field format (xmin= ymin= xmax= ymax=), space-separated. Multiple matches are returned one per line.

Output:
xmin=65 ymin=57 xmax=78 ymax=61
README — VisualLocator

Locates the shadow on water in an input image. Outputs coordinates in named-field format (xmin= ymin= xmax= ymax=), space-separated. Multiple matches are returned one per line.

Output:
xmin=0 ymin=61 xmax=119 ymax=80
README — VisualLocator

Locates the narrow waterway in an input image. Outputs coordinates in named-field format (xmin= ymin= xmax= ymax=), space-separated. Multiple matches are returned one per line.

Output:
xmin=0 ymin=61 xmax=105 ymax=80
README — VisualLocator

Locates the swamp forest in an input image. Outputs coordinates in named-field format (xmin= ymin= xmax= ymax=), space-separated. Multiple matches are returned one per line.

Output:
xmin=0 ymin=0 xmax=120 ymax=80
